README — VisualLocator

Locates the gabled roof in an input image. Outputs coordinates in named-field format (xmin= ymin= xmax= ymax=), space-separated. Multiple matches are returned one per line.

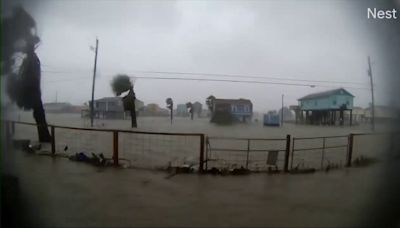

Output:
xmin=214 ymin=98 xmax=252 ymax=105
xmin=298 ymin=88 xmax=354 ymax=101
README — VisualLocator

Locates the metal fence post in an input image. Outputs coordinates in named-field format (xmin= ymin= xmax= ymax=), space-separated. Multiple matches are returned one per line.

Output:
xmin=199 ymin=134 xmax=205 ymax=173
xmin=346 ymin=134 xmax=354 ymax=167
xmin=290 ymin=138 xmax=295 ymax=170
xmin=284 ymin=134 xmax=291 ymax=172
xmin=113 ymin=131 xmax=119 ymax=166
xmin=5 ymin=121 xmax=11 ymax=146
xmin=246 ymin=139 xmax=250 ymax=169
xmin=51 ymin=126 xmax=56 ymax=155
xmin=11 ymin=121 xmax=15 ymax=136
xmin=321 ymin=137 xmax=326 ymax=169
xmin=205 ymin=136 xmax=208 ymax=171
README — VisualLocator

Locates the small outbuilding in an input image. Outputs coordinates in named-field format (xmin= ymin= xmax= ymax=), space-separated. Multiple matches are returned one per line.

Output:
xmin=263 ymin=111 xmax=280 ymax=126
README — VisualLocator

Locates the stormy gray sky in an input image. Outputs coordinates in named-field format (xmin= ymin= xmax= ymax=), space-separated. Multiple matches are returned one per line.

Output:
xmin=3 ymin=0 xmax=393 ymax=112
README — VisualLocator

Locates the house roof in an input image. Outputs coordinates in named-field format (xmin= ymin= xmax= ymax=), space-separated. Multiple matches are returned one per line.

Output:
xmin=298 ymin=88 xmax=354 ymax=101
xmin=214 ymin=98 xmax=252 ymax=105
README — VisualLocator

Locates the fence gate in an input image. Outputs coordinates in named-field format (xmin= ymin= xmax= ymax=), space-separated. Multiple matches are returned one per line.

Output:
xmin=205 ymin=136 xmax=290 ymax=172
xmin=290 ymin=135 xmax=349 ymax=170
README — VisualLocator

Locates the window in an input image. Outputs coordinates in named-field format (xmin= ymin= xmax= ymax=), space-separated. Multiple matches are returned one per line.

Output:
xmin=333 ymin=100 xmax=337 ymax=105
xmin=314 ymin=100 xmax=318 ymax=106
xmin=346 ymin=100 xmax=350 ymax=105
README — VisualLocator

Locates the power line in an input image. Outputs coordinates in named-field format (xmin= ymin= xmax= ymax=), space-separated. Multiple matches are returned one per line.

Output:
xmin=131 ymin=76 xmax=370 ymax=90
xmin=41 ymin=67 xmax=368 ymax=86
xmin=40 ymin=68 xmax=370 ymax=90
xmin=42 ymin=70 xmax=90 ymax=74
xmin=131 ymin=70 xmax=367 ymax=86
xmin=41 ymin=73 xmax=370 ymax=90
xmin=43 ymin=78 xmax=89 ymax=83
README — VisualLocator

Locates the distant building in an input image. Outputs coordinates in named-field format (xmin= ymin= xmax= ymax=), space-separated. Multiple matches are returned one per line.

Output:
xmin=44 ymin=102 xmax=74 ymax=113
xmin=264 ymin=111 xmax=280 ymax=126
xmin=176 ymin=104 xmax=188 ymax=117
xmin=211 ymin=98 xmax=253 ymax=122
xmin=44 ymin=102 xmax=85 ymax=113
xmin=297 ymin=88 xmax=354 ymax=125
xmin=87 ymin=97 xmax=144 ymax=119
xmin=365 ymin=105 xmax=399 ymax=122
xmin=192 ymin=102 xmax=203 ymax=117
xmin=140 ymin=103 xmax=169 ymax=116
xmin=345 ymin=106 xmax=365 ymax=124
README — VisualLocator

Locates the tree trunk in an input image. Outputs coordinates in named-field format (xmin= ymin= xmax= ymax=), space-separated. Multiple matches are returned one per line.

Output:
xmin=130 ymin=89 xmax=137 ymax=128
xmin=130 ymin=110 xmax=137 ymax=128
xmin=33 ymin=99 xmax=51 ymax=142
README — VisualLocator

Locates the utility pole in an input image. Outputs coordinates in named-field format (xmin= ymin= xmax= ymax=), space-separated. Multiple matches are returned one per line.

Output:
xmin=90 ymin=38 xmax=99 ymax=127
xmin=368 ymin=56 xmax=375 ymax=131
xmin=281 ymin=94 xmax=284 ymax=127
xmin=55 ymin=91 xmax=58 ymax=103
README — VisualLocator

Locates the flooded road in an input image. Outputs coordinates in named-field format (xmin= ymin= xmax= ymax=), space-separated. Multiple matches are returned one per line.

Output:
xmin=4 ymin=111 xmax=400 ymax=227
xmin=3 ymin=145 xmax=400 ymax=227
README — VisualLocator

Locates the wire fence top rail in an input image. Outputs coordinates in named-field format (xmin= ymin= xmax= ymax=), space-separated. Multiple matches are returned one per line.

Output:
xmin=352 ymin=132 xmax=400 ymax=136
xmin=293 ymin=135 xmax=349 ymax=140
xmin=6 ymin=120 xmax=205 ymax=136
xmin=209 ymin=148 xmax=287 ymax=152
xmin=293 ymin=145 xmax=348 ymax=152
xmin=208 ymin=136 xmax=287 ymax=141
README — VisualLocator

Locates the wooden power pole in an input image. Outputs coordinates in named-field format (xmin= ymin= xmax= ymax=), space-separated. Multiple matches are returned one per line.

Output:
xmin=90 ymin=38 xmax=99 ymax=127
xmin=368 ymin=56 xmax=375 ymax=131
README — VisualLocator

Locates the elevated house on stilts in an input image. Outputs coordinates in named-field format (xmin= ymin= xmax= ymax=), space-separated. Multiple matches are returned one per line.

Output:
xmin=294 ymin=88 xmax=354 ymax=126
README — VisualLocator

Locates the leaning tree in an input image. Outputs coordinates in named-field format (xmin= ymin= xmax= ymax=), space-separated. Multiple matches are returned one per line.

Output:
xmin=206 ymin=95 xmax=216 ymax=117
xmin=2 ymin=7 xmax=52 ymax=142
xmin=186 ymin=102 xmax=194 ymax=120
xmin=166 ymin=98 xmax=173 ymax=124
xmin=110 ymin=74 xmax=137 ymax=128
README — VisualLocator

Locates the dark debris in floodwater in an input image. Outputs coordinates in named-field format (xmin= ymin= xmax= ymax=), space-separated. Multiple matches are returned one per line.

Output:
xmin=205 ymin=167 xmax=251 ymax=176
xmin=69 ymin=152 xmax=114 ymax=167
xmin=289 ymin=167 xmax=316 ymax=174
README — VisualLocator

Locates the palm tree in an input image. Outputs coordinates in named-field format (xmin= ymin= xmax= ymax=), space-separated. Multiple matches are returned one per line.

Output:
xmin=206 ymin=95 xmax=216 ymax=117
xmin=166 ymin=98 xmax=173 ymax=124
xmin=186 ymin=102 xmax=194 ymax=120
xmin=110 ymin=74 xmax=137 ymax=128
xmin=3 ymin=7 xmax=51 ymax=142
